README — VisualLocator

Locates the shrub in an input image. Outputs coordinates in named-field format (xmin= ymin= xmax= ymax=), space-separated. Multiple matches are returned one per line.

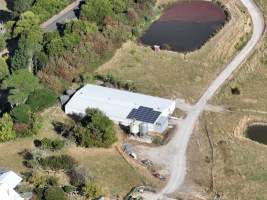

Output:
xmin=38 ymin=138 xmax=65 ymax=151
xmin=0 ymin=113 xmax=16 ymax=142
xmin=11 ymin=104 xmax=31 ymax=123
xmin=63 ymin=185 xmax=76 ymax=193
xmin=26 ymin=88 xmax=56 ymax=112
xmin=44 ymin=187 xmax=67 ymax=200
xmin=39 ymin=155 xmax=76 ymax=171
xmin=69 ymin=167 xmax=91 ymax=187
xmin=82 ymin=181 xmax=102 ymax=199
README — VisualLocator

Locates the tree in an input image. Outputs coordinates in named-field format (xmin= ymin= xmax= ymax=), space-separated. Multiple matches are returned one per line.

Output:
xmin=3 ymin=69 xmax=40 ymax=106
xmin=80 ymin=0 xmax=113 ymax=25
xmin=44 ymin=187 xmax=67 ymax=200
xmin=13 ymin=11 xmax=40 ymax=37
xmin=12 ymin=12 xmax=43 ymax=71
xmin=26 ymin=88 xmax=56 ymax=111
xmin=0 ymin=113 xmax=16 ymax=142
xmin=73 ymin=108 xmax=117 ymax=148
xmin=13 ymin=0 xmax=34 ymax=14
xmin=11 ymin=41 xmax=30 ymax=71
xmin=0 ymin=57 xmax=9 ymax=79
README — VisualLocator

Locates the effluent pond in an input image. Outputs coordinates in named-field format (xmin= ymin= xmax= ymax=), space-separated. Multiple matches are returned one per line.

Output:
xmin=246 ymin=125 xmax=267 ymax=145
xmin=140 ymin=1 xmax=227 ymax=52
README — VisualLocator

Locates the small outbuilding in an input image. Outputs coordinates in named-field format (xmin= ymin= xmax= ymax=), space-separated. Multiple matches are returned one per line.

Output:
xmin=65 ymin=84 xmax=176 ymax=133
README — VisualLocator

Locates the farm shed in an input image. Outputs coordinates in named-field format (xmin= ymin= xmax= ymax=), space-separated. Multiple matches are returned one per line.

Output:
xmin=65 ymin=84 xmax=175 ymax=133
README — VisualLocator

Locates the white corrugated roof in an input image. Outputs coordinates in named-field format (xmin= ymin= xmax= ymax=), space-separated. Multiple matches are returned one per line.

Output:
xmin=0 ymin=184 xmax=23 ymax=200
xmin=65 ymin=84 xmax=175 ymax=124
xmin=0 ymin=171 xmax=22 ymax=189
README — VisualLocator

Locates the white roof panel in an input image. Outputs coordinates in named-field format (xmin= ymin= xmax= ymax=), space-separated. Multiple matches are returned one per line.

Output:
xmin=65 ymin=84 xmax=175 ymax=124
xmin=0 ymin=184 xmax=23 ymax=200
xmin=0 ymin=171 xmax=22 ymax=189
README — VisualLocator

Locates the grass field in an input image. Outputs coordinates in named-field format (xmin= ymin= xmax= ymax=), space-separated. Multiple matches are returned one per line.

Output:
xmin=184 ymin=1 xmax=267 ymax=199
xmin=97 ymin=0 xmax=251 ymax=103
xmin=0 ymin=106 xmax=159 ymax=197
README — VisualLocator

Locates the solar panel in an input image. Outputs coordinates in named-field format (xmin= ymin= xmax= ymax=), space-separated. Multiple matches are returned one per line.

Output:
xmin=127 ymin=106 xmax=161 ymax=124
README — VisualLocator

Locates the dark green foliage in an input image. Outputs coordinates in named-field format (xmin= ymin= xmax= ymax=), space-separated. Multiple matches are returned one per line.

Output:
xmin=13 ymin=0 xmax=34 ymax=14
xmin=64 ymin=20 xmax=97 ymax=36
xmin=63 ymin=185 xmax=76 ymax=193
xmin=11 ymin=43 xmax=30 ymax=71
xmin=0 ymin=57 xmax=9 ymax=79
xmin=11 ymin=12 xmax=43 ymax=71
xmin=3 ymin=69 xmax=40 ymax=106
xmin=62 ymin=33 xmax=81 ymax=50
xmin=0 ymin=37 xmax=6 ymax=51
xmin=33 ymin=51 xmax=49 ymax=73
xmin=11 ymin=104 xmax=31 ymax=123
xmin=44 ymin=187 xmax=67 ymax=200
xmin=12 ymin=112 xmax=41 ymax=137
xmin=37 ymin=138 xmax=65 ymax=151
xmin=45 ymin=34 xmax=65 ymax=56
xmin=80 ymin=0 xmax=113 ymax=25
xmin=26 ymin=88 xmax=56 ymax=111
xmin=73 ymin=108 xmax=117 ymax=148
xmin=32 ymin=0 xmax=71 ymax=22
xmin=39 ymin=155 xmax=76 ymax=171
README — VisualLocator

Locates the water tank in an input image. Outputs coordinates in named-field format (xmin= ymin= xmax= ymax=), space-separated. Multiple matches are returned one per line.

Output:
xmin=139 ymin=123 xmax=149 ymax=137
xmin=130 ymin=121 xmax=139 ymax=135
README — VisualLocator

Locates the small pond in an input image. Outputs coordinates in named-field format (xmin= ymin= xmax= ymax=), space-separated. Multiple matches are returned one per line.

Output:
xmin=140 ymin=1 xmax=227 ymax=52
xmin=246 ymin=125 xmax=267 ymax=145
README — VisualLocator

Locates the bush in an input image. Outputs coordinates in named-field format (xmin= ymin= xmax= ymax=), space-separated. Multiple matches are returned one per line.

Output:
xmin=39 ymin=155 xmax=76 ymax=171
xmin=73 ymin=108 xmax=117 ymax=148
xmin=38 ymin=138 xmax=65 ymax=151
xmin=0 ymin=113 xmax=16 ymax=142
xmin=26 ymin=88 xmax=56 ymax=112
xmin=44 ymin=187 xmax=67 ymax=200
xmin=11 ymin=104 xmax=31 ymax=123
xmin=69 ymin=167 xmax=91 ymax=187
xmin=82 ymin=181 xmax=102 ymax=199
xmin=63 ymin=185 xmax=76 ymax=193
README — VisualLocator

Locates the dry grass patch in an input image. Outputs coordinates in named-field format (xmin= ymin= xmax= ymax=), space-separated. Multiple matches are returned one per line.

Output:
xmin=67 ymin=146 xmax=157 ymax=197
xmin=187 ymin=0 xmax=267 ymax=195
xmin=97 ymin=0 xmax=251 ymax=103
xmin=0 ymin=0 xmax=8 ymax=11
xmin=186 ymin=112 xmax=267 ymax=200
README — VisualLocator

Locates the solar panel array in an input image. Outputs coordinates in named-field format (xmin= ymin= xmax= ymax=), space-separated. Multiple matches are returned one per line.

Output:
xmin=127 ymin=106 xmax=161 ymax=124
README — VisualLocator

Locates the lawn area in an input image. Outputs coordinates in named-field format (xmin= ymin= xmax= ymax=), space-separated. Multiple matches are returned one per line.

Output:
xmin=0 ymin=106 xmax=159 ymax=197
xmin=184 ymin=0 xmax=267 ymax=199
xmin=68 ymin=147 xmax=158 ymax=197
xmin=97 ymin=0 xmax=251 ymax=103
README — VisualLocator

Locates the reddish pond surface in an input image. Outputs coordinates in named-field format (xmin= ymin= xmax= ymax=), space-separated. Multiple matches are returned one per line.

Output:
xmin=141 ymin=1 xmax=226 ymax=52
xmin=160 ymin=1 xmax=226 ymax=22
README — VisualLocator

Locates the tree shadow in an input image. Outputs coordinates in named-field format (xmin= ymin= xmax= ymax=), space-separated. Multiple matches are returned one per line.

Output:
xmin=0 ymin=10 xmax=13 ymax=22
xmin=5 ymin=0 xmax=13 ymax=11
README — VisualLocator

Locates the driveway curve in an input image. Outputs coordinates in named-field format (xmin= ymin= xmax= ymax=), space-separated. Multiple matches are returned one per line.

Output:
xmin=156 ymin=0 xmax=264 ymax=199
